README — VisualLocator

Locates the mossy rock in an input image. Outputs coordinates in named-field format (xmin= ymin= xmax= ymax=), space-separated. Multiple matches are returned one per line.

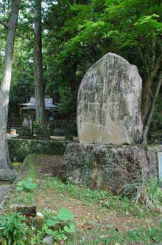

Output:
xmin=8 ymin=139 xmax=67 ymax=162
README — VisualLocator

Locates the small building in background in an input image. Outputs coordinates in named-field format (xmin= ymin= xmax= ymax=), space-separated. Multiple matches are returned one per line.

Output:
xmin=20 ymin=96 xmax=57 ymax=127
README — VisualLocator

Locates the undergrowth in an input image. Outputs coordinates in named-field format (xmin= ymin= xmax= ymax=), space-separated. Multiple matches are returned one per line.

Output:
xmin=1 ymin=210 xmax=162 ymax=245
xmin=3 ymin=164 xmax=162 ymax=245
xmin=44 ymin=177 xmax=159 ymax=218
xmin=66 ymin=223 xmax=162 ymax=244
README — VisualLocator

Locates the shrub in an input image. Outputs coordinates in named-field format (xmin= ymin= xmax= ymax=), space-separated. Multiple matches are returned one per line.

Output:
xmin=0 ymin=212 xmax=28 ymax=245
xmin=43 ymin=207 xmax=76 ymax=242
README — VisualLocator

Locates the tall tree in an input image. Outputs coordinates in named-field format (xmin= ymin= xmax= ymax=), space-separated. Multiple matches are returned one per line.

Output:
xmin=33 ymin=0 xmax=45 ymax=125
xmin=0 ymin=0 xmax=21 ymax=169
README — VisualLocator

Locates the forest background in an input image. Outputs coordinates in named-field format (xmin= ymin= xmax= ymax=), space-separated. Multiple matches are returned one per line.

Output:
xmin=0 ymin=0 xmax=161 ymax=142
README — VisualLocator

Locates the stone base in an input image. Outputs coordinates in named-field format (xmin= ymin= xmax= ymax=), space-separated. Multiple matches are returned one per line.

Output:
xmin=64 ymin=143 xmax=160 ymax=194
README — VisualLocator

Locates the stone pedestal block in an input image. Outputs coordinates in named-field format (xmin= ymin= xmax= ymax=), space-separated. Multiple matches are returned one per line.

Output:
xmin=64 ymin=143 xmax=160 ymax=193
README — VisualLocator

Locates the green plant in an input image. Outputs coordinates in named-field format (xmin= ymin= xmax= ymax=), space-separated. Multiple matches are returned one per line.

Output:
xmin=58 ymin=86 xmax=76 ymax=116
xmin=18 ymin=127 xmax=33 ymax=137
xmin=64 ymin=223 xmax=162 ymax=245
xmin=33 ymin=121 xmax=50 ymax=138
xmin=42 ymin=207 xmax=76 ymax=242
xmin=0 ymin=212 xmax=28 ymax=245
xmin=44 ymin=177 xmax=148 ymax=217
xmin=16 ymin=178 xmax=38 ymax=192
xmin=45 ymin=177 xmax=108 ymax=203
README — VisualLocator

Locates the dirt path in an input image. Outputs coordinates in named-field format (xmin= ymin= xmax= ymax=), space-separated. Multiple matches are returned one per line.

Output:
xmin=36 ymin=187 xmax=154 ymax=233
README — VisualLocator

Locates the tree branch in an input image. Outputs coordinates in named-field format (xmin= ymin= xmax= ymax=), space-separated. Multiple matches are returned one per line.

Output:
xmin=142 ymin=72 xmax=162 ymax=144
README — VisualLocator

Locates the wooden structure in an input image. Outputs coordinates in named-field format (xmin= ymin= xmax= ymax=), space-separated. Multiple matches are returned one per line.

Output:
xmin=20 ymin=97 xmax=57 ymax=126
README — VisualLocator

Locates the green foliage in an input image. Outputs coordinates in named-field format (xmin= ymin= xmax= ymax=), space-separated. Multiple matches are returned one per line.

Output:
xmin=32 ymin=122 xmax=50 ymax=138
xmin=8 ymin=139 xmax=66 ymax=162
xmin=0 ymin=208 xmax=75 ymax=244
xmin=18 ymin=127 xmax=33 ymax=137
xmin=16 ymin=178 xmax=38 ymax=192
xmin=46 ymin=177 xmax=108 ymax=202
xmin=39 ymin=0 xmax=162 ymax=134
xmin=45 ymin=177 xmax=150 ymax=217
xmin=59 ymin=0 xmax=162 ymax=71
xmin=1 ymin=210 xmax=162 ymax=245
xmin=57 ymin=207 xmax=74 ymax=221
xmin=0 ymin=212 xmax=28 ymax=245
xmin=65 ymin=224 xmax=162 ymax=244
xmin=58 ymin=86 xmax=76 ymax=116
xmin=4 ymin=172 xmax=162 ymax=244
xmin=42 ymin=208 xmax=76 ymax=241
xmin=28 ymin=208 xmax=76 ymax=243
xmin=5 ymin=0 xmax=161 ymax=133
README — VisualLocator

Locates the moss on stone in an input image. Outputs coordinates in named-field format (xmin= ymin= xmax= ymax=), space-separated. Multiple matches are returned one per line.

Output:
xmin=64 ymin=143 xmax=159 ymax=193
xmin=8 ymin=139 xmax=67 ymax=162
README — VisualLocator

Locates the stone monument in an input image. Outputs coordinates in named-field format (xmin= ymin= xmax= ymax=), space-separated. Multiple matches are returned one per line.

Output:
xmin=64 ymin=53 xmax=159 ymax=193
xmin=78 ymin=53 xmax=143 ymax=145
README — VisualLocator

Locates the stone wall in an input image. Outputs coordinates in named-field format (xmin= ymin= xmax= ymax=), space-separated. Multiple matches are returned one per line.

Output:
xmin=8 ymin=139 xmax=67 ymax=162
xmin=64 ymin=143 xmax=161 ymax=193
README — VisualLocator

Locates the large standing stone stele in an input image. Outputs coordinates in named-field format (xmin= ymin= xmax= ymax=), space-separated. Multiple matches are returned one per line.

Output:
xmin=77 ymin=53 xmax=143 ymax=144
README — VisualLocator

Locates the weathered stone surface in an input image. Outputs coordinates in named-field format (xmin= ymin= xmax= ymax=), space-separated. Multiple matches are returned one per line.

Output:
xmin=64 ymin=143 xmax=158 ymax=193
xmin=0 ymin=169 xmax=17 ymax=181
xmin=78 ymin=53 xmax=143 ymax=144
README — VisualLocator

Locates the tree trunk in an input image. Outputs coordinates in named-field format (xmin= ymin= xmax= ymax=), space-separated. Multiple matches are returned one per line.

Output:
xmin=0 ymin=90 xmax=9 ymax=168
xmin=33 ymin=0 xmax=45 ymax=125
xmin=142 ymin=73 xmax=162 ymax=144
xmin=142 ymin=78 xmax=153 ymax=123
xmin=0 ymin=0 xmax=21 ymax=169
